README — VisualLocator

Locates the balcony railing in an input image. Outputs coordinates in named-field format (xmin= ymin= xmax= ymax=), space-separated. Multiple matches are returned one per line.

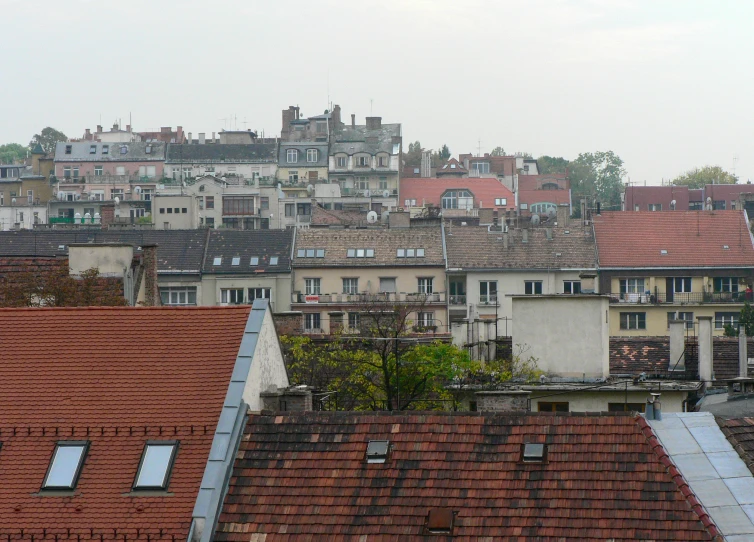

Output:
xmin=58 ymin=175 xmax=157 ymax=184
xmin=293 ymin=292 xmax=446 ymax=304
xmin=609 ymin=291 xmax=751 ymax=305
xmin=479 ymin=295 xmax=499 ymax=306
xmin=449 ymin=295 xmax=467 ymax=305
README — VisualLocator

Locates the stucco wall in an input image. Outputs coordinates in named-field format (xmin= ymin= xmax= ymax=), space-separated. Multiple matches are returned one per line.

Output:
xmin=154 ymin=195 xmax=198 ymax=229
xmin=201 ymin=273 xmax=292 ymax=312
xmin=68 ymin=245 xmax=134 ymax=277
xmin=610 ymin=305 xmax=738 ymax=336
xmin=529 ymin=390 xmax=688 ymax=413
xmin=243 ymin=308 xmax=290 ymax=411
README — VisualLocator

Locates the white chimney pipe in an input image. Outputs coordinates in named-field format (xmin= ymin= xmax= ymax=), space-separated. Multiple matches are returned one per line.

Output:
xmin=669 ymin=320 xmax=686 ymax=371
xmin=740 ymin=326 xmax=748 ymax=378
xmin=698 ymin=316 xmax=713 ymax=384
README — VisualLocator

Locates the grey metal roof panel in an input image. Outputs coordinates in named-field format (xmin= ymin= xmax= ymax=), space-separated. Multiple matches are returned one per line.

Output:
xmin=54 ymin=142 xmax=166 ymax=162
xmin=331 ymin=123 xmax=401 ymax=155
xmin=203 ymin=229 xmax=293 ymax=274
xmin=166 ymin=144 xmax=276 ymax=163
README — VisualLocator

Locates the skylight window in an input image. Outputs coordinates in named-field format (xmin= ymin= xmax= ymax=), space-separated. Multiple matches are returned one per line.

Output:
xmin=424 ymin=508 xmax=454 ymax=535
xmin=297 ymin=249 xmax=305 ymax=258
xmin=347 ymin=249 xmax=356 ymax=258
xmin=365 ymin=249 xmax=374 ymax=257
xmin=133 ymin=442 xmax=178 ymax=490
xmin=306 ymin=249 xmax=315 ymax=257
xmin=357 ymin=249 xmax=365 ymax=257
xmin=270 ymin=256 xmax=279 ymax=265
xmin=522 ymin=443 xmax=546 ymax=462
xmin=366 ymin=440 xmax=389 ymax=463
xmin=660 ymin=250 xmax=668 ymax=255
xmin=316 ymin=249 xmax=325 ymax=258
xmin=145 ymin=145 xmax=152 ymax=154
xmin=406 ymin=249 xmax=415 ymax=257
xmin=250 ymin=257 xmax=259 ymax=265
xmin=231 ymin=257 xmax=241 ymax=266
xmin=397 ymin=249 xmax=405 ymax=257
xmin=120 ymin=145 xmax=128 ymax=155
xmin=723 ymin=245 xmax=730 ymax=250
xmin=417 ymin=248 xmax=425 ymax=257
xmin=102 ymin=145 xmax=109 ymax=155
xmin=43 ymin=442 xmax=89 ymax=490
xmin=89 ymin=145 xmax=97 ymax=154
xmin=213 ymin=257 xmax=222 ymax=266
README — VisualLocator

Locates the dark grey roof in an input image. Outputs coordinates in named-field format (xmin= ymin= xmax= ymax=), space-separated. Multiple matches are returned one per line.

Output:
xmin=54 ymin=142 xmax=166 ymax=162
xmin=0 ymin=230 xmax=207 ymax=273
xmin=331 ymin=123 xmax=401 ymax=156
xmin=166 ymin=143 xmax=276 ymax=163
xmin=278 ymin=142 xmax=329 ymax=167
xmin=203 ymin=229 xmax=293 ymax=274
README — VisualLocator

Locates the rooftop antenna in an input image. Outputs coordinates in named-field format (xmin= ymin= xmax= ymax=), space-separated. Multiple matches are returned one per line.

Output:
xmin=733 ymin=155 xmax=739 ymax=180
xmin=477 ymin=138 xmax=482 ymax=157
xmin=370 ymin=98 xmax=373 ymax=115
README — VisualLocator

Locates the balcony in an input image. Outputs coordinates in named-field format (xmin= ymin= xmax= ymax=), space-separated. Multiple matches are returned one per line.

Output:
xmin=58 ymin=175 xmax=157 ymax=185
xmin=609 ymin=292 xmax=751 ymax=305
xmin=478 ymin=295 xmax=499 ymax=306
xmin=293 ymin=292 xmax=446 ymax=304
xmin=449 ymin=295 xmax=467 ymax=305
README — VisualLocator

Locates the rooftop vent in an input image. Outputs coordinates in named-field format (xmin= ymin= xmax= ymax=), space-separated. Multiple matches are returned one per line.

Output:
xmin=366 ymin=440 xmax=389 ymax=463
xmin=424 ymin=508 xmax=455 ymax=535
xmin=522 ymin=443 xmax=546 ymax=462
xmin=660 ymin=249 xmax=668 ymax=255
xmin=723 ymin=245 xmax=730 ymax=250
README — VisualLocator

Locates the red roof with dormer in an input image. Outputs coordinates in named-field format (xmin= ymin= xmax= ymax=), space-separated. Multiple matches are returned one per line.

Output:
xmin=399 ymin=178 xmax=515 ymax=211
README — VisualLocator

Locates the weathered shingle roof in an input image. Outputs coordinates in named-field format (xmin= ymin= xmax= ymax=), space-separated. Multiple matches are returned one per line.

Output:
xmin=0 ymin=306 xmax=251 ymax=536
xmin=215 ymin=411 xmax=716 ymax=541
xmin=203 ymin=229 xmax=293 ymax=273
xmin=293 ymin=226 xmax=444 ymax=267
xmin=445 ymin=225 xmax=597 ymax=270
xmin=331 ymin=123 xmax=401 ymax=155
xmin=593 ymin=211 xmax=754 ymax=268
xmin=718 ymin=417 xmax=754 ymax=473
xmin=0 ymin=230 xmax=208 ymax=273
xmin=166 ymin=143 xmax=275 ymax=163
xmin=54 ymin=141 xmax=165 ymax=161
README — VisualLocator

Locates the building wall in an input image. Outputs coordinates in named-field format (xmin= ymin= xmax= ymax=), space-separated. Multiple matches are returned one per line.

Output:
xmin=609 ymin=305 xmax=741 ymax=336
xmin=528 ymin=390 xmax=688 ymax=413
xmin=276 ymin=166 xmax=328 ymax=183
xmin=243 ymin=307 xmax=290 ymax=411
xmin=153 ymin=195 xmax=198 ymax=229
xmin=512 ymin=295 xmax=610 ymax=378
xmin=201 ymin=273 xmax=292 ymax=312
xmin=0 ymin=205 xmax=47 ymax=230
xmin=164 ymin=162 xmax=276 ymax=181
xmin=55 ymin=161 xmax=164 ymax=179
xmin=293 ymin=266 xmax=446 ymax=298
xmin=68 ymin=245 xmax=134 ymax=277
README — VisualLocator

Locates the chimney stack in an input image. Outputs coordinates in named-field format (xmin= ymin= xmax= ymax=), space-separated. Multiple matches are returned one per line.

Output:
xmin=126 ymin=124 xmax=131 ymax=133
xmin=522 ymin=229 xmax=528 ymax=244
xmin=668 ymin=320 xmax=686 ymax=371
xmin=141 ymin=244 xmax=159 ymax=306
xmin=474 ymin=389 xmax=531 ymax=412
xmin=260 ymin=385 xmax=313 ymax=412
xmin=188 ymin=132 xmax=192 ymax=144
xmin=176 ymin=126 xmax=184 ymax=143
xmin=365 ymin=117 xmax=382 ymax=130
xmin=99 ymin=204 xmax=115 ymax=229
xmin=332 ymin=104 xmax=342 ymax=128
xmin=646 ymin=393 xmax=662 ymax=420
xmin=545 ymin=228 xmax=552 ymax=241
xmin=198 ymin=133 xmax=206 ymax=145
xmin=478 ymin=208 xmax=494 ymax=225
xmin=579 ymin=272 xmax=596 ymax=294
xmin=351 ymin=114 xmax=356 ymax=128
xmin=740 ymin=326 xmax=748 ymax=378
xmin=698 ymin=316 xmax=713 ymax=385
xmin=97 ymin=124 xmax=103 ymax=133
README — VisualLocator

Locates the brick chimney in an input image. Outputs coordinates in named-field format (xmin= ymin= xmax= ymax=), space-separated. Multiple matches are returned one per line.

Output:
xmin=332 ymin=104 xmax=342 ymax=128
xmin=365 ymin=117 xmax=382 ymax=130
xmin=478 ymin=208 xmax=494 ymax=225
xmin=260 ymin=385 xmax=313 ymax=412
xmin=351 ymin=114 xmax=356 ymax=128
xmin=474 ymin=389 xmax=531 ymax=412
xmin=141 ymin=244 xmax=159 ymax=306
xmin=96 ymin=124 xmax=103 ymax=133
xmin=100 ymin=203 xmax=115 ymax=228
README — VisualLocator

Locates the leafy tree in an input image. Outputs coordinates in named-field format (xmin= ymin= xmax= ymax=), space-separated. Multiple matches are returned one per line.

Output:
xmin=0 ymin=143 xmax=27 ymax=164
xmin=537 ymin=155 xmax=570 ymax=175
xmin=672 ymin=165 xmax=738 ymax=189
xmin=724 ymin=300 xmax=754 ymax=337
xmin=568 ymin=151 xmax=626 ymax=210
xmin=403 ymin=140 xmax=423 ymax=168
xmin=29 ymin=127 xmax=67 ymax=155
xmin=438 ymin=144 xmax=451 ymax=161
xmin=490 ymin=146 xmax=506 ymax=156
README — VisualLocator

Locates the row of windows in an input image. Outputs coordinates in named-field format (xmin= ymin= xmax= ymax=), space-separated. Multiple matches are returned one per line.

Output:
xmin=303 ymin=278 xmax=434 ymax=295
xmin=212 ymin=256 xmax=279 ymax=266
xmin=159 ymin=207 xmax=188 ymax=214
xmin=303 ymin=311 xmax=436 ymax=331
xmin=334 ymin=155 xmax=390 ymax=168
xmin=33 ymin=440 xmax=177 ymax=491
xmin=620 ymin=311 xmax=740 ymax=330
xmin=497 ymin=402 xmax=646 ymax=413
xmin=397 ymin=248 xmax=425 ymax=258
xmin=61 ymin=165 xmax=157 ymax=178
xmin=297 ymin=248 xmax=326 ymax=258
xmin=286 ymin=149 xmax=320 ymax=163
xmin=221 ymin=288 xmax=272 ymax=305
xmin=64 ymin=144 xmax=149 ymax=156
xmin=619 ymin=277 xmax=740 ymax=294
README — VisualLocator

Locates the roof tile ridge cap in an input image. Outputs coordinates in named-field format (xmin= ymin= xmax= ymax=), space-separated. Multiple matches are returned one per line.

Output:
xmin=634 ymin=413 xmax=721 ymax=539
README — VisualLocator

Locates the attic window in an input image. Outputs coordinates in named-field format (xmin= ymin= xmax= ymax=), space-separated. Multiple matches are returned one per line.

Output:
xmin=660 ymin=250 xmax=668 ymax=255
xmin=43 ymin=442 xmax=89 ymax=490
xmin=450 ymin=164 xmax=456 ymax=169
xmin=120 ymin=146 xmax=128 ymax=155
xmin=495 ymin=198 xmax=507 ymax=206
xmin=213 ymin=257 xmax=222 ymax=266
xmin=564 ymin=230 xmax=570 ymax=234
xmin=522 ymin=443 xmax=546 ymax=462
xmin=424 ymin=508 xmax=455 ymax=535
xmin=306 ymin=249 xmax=315 ymax=258
xmin=133 ymin=442 xmax=178 ymax=490
xmin=145 ymin=145 xmax=152 ymax=154
xmin=397 ymin=249 xmax=405 ymax=258
xmin=317 ymin=249 xmax=325 ymax=257
xmin=347 ymin=249 xmax=356 ymax=258
xmin=417 ymin=248 xmax=425 ymax=257
xmin=231 ymin=257 xmax=241 ymax=266
xmin=723 ymin=245 xmax=730 ymax=250
xmin=270 ymin=257 xmax=279 ymax=265
xmin=250 ymin=257 xmax=259 ymax=265
xmin=199 ymin=185 xmax=205 ymax=192
xmin=64 ymin=145 xmax=72 ymax=154
xmin=89 ymin=145 xmax=96 ymax=154
xmin=406 ymin=249 xmax=415 ymax=257
xmin=366 ymin=440 xmax=389 ymax=463
xmin=102 ymin=145 xmax=109 ymax=155
xmin=58 ymin=244 xmax=65 ymax=251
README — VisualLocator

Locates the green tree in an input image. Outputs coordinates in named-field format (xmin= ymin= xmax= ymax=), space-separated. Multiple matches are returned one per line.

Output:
xmin=672 ymin=165 xmax=738 ymax=189
xmin=29 ymin=127 xmax=67 ymax=155
xmin=490 ymin=146 xmax=506 ymax=156
xmin=403 ymin=140 xmax=423 ymax=168
xmin=568 ymin=151 xmax=626 ymax=210
xmin=725 ymin=300 xmax=754 ymax=337
xmin=0 ymin=143 xmax=27 ymax=164
xmin=537 ymin=155 xmax=570 ymax=175
xmin=438 ymin=144 xmax=451 ymax=161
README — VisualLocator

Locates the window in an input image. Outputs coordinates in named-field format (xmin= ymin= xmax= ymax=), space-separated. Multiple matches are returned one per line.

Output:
xmin=306 ymin=149 xmax=318 ymax=162
xmin=379 ymin=277 xmax=396 ymax=293
xmin=111 ymin=189 xmax=123 ymax=200
xmin=231 ymin=257 xmax=241 ymax=266
xmin=305 ymin=278 xmax=321 ymax=295
xmin=620 ymin=312 xmax=646 ymax=330
xmin=347 ymin=248 xmax=373 ymax=258
xmin=286 ymin=149 xmax=298 ymax=163
xmin=297 ymin=203 xmax=311 ymax=215
xmin=522 ymin=443 xmax=546 ymax=462
xmin=713 ymin=200 xmax=726 ymax=210
xmin=160 ymin=287 xmax=197 ymax=306
xmin=130 ymin=208 xmax=145 ymax=219
xmin=248 ymin=288 xmax=271 ymax=303
xmin=269 ymin=256 xmax=279 ymax=265
xmin=248 ymin=256 xmax=259 ymax=266
xmin=668 ymin=311 xmax=694 ymax=329
xmin=63 ymin=166 xmax=71 ymax=178
xmin=417 ymin=312 xmax=434 ymax=327
xmin=379 ymin=177 xmax=388 ymax=190
xmin=221 ymin=289 xmax=244 ymax=304
xmin=418 ymin=277 xmax=434 ymax=294
xmin=525 ymin=281 xmax=543 ymax=295
xmin=65 ymin=145 xmax=72 ymax=154
xmin=205 ymin=217 xmax=215 ymax=228
xmin=94 ymin=165 xmax=103 ymax=176
xmin=404 ymin=199 xmax=417 ymax=207
xmin=120 ymin=145 xmax=128 ymax=154
xmin=89 ymin=145 xmax=97 ymax=154
xmin=690 ymin=201 xmax=703 ymax=210
xmin=537 ymin=402 xmax=569 ymax=412
xmin=619 ymin=278 xmax=645 ymax=296
xmin=182 ymin=208 xmax=187 ymax=214
xmin=133 ymin=442 xmax=178 ymax=490
xmin=285 ymin=203 xmax=295 ymax=217
xmin=260 ymin=197 xmax=269 ymax=210
xmin=316 ymin=249 xmax=325 ymax=258
xmin=223 ymin=196 xmax=255 ymax=215
xmin=356 ymin=178 xmax=369 ymax=191
xmin=348 ymin=312 xmax=361 ymax=329
xmin=714 ymin=277 xmax=739 ymax=293
xmin=366 ymin=440 xmax=389 ymax=463
xmin=716 ymin=312 xmax=739 ymax=329
xmin=289 ymin=171 xmax=299 ymax=182
xmin=212 ymin=257 xmax=222 ymax=266
xmin=358 ymin=156 xmax=369 ymax=167
xmin=378 ymin=156 xmax=387 ymax=167
xmin=495 ymin=198 xmax=507 ymax=206
xmin=608 ymin=403 xmax=646 ymax=413
xmin=480 ymin=281 xmax=498 ymax=304
xmin=470 ymin=162 xmax=490 ymax=174
xmin=116 ymin=166 xmax=125 ymax=176
xmin=564 ymin=281 xmax=581 ymax=294
xmin=648 ymin=203 xmax=662 ymax=211
xmin=167 ymin=208 xmax=173 ymax=214
xmin=102 ymin=145 xmax=109 ymax=155
xmin=73 ymin=167 xmax=79 ymax=178
xmin=442 ymin=190 xmax=473 ymax=210
xmin=674 ymin=277 xmax=692 ymax=292
xmin=145 ymin=145 xmax=152 ymax=155
xmin=343 ymin=278 xmax=359 ymax=294
xmin=417 ymin=248 xmax=425 ymax=257
xmin=43 ymin=442 xmax=89 ymax=489
xmin=337 ymin=156 xmax=347 ymax=168
xmin=397 ymin=249 xmax=405 ymax=258
xmin=304 ymin=313 xmax=321 ymax=331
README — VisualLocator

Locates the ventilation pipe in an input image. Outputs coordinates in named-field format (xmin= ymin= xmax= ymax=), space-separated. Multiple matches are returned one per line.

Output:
xmin=668 ymin=320 xmax=686 ymax=372
xmin=698 ymin=316 xmax=713 ymax=385
xmin=646 ymin=393 xmax=662 ymax=420
xmin=740 ymin=326 xmax=748 ymax=378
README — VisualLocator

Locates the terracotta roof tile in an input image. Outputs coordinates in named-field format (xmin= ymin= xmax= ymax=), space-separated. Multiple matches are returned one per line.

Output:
xmin=593 ymin=211 xmax=754 ymax=268
xmin=717 ymin=417 xmax=754 ymax=474
xmin=399 ymin=178 xmax=515 ymax=211
xmin=0 ymin=306 xmax=251 ymax=536
xmin=216 ymin=412 xmax=716 ymax=541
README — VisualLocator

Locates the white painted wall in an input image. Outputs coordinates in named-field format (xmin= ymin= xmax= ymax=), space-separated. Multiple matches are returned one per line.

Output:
xmin=243 ymin=308 xmax=290 ymax=411
xmin=0 ymin=205 xmax=47 ymax=230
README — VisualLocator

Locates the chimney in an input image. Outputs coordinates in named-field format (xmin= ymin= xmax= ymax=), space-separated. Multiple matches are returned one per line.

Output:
xmin=260 ymin=385 xmax=313 ymax=412
xmin=85 ymin=128 xmax=91 ymax=138
xmin=141 ymin=244 xmax=159 ymax=306
xmin=545 ymin=228 xmax=552 ymax=241
xmin=126 ymin=124 xmax=131 ymax=133
xmin=478 ymin=208 xmax=494 ymax=225
xmin=698 ymin=316 xmax=713 ymax=384
xmin=96 ymin=124 xmax=103 ymax=133
xmin=211 ymin=132 xmax=215 ymax=143
xmin=365 ymin=116 xmax=382 ymax=130
xmin=100 ymin=203 xmax=115 ymax=228
xmin=740 ymin=326 xmax=748 ymax=378
xmin=474 ymin=389 xmax=531 ymax=412
xmin=646 ymin=393 xmax=662 ymax=421
xmin=503 ymin=231 xmax=509 ymax=250
xmin=198 ymin=133 xmax=206 ymax=145
xmin=332 ymin=104 xmax=342 ymax=128
xmin=420 ymin=150 xmax=432 ymax=178
xmin=351 ymin=114 xmax=356 ymax=128
xmin=113 ymin=123 xmax=119 ymax=131
xmin=176 ymin=126 xmax=183 ymax=143
xmin=388 ymin=211 xmax=410 ymax=229
xmin=522 ymin=229 xmax=528 ymax=243
xmin=188 ymin=132 xmax=192 ymax=144
xmin=668 ymin=320 xmax=686 ymax=371
xmin=578 ymin=272 xmax=596 ymax=294
xmin=556 ymin=204 xmax=570 ymax=226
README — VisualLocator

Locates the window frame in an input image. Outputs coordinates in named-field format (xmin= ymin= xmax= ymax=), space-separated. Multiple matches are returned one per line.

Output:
xmin=524 ymin=281 xmax=543 ymax=295
xmin=563 ymin=280 xmax=581 ymax=294
xmin=306 ymin=148 xmax=318 ymax=163
xmin=286 ymin=149 xmax=298 ymax=163
xmin=221 ymin=288 xmax=244 ymax=305
xmin=479 ymin=280 xmax=498 ymax=303
xmin=418 ymin=277 xmax=434 ymax=294
xmin=42 ymin=441 xmax=90 ymax=490
xmin=132 ymin=440 xmax=179 ymax=491
xmin=304 ymin=312 xmax=321 ymax=330
xmin=343 ymin=277 xmax=359 ymax=295
xmin=305 ymin=278 xmax=321 ymax=295
xmin=620 ymin=312 xmax=646 ymax=330
xmin=716 ymin=311 xmax=739 ymax=329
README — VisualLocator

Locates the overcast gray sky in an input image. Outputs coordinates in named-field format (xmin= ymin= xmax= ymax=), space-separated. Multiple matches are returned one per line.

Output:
xmin=3 ymin=0 xmax=753 ymax=184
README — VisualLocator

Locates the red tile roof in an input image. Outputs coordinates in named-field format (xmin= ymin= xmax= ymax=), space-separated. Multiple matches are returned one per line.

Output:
xmin=216 ymin=412 xmax=716 ymax=541
xmin=593 ymin=210 xmax=754 ymax=268
xmin=400 ymin=178 xmax=515 ymax=211
xmin=518 ymin=188 xmax=572 ymax=207
xmin=0 ymin=306 xmax=251 ymax=537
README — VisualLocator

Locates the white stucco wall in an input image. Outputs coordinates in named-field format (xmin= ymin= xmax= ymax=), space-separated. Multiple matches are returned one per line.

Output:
xmin=243 ymin=308 xmax=290 ymax=411
xmin=0 ymin=205 xmax=47 ymax=230
xmin=529 ymin=390 xmax=688 ymax=413
xmin=68 ymin=244 xmax=134 ymax=277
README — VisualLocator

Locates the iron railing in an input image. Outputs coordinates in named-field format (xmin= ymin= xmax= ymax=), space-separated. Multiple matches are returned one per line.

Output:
xmin=293 ymin=292 xmax=446 ymax=304
xmin=609 ymin=291 xmax=750 ymax=305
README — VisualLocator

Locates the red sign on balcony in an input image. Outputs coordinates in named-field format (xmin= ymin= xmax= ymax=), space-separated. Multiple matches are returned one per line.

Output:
xmin=304 ymin=295 xmax=319 ymax=304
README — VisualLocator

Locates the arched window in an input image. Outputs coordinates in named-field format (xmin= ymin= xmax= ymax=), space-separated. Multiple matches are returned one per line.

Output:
xmin=542 ymin=182 xmax=559 ymax=190
xmin=286 ymin=149 xmax=298 ymax=163
xmin=442 ymin=190 xmax=474 ymax=210
xmin=530 ymin=202 xmax=557 ymax=215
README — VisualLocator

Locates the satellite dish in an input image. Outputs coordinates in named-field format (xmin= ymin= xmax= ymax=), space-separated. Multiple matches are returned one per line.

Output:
xmin=706 ymin=196 xmax=712 ymax=203
xmin=134 ymin=186 xmax=142 ymax=193
xmin=531 ymin=214 xmax=541 ymax=225
xmin=547 ymin=208 xmax=557 ymax=219
xmin=74 ymin=212 xmax=81 ymax=219
xmin=364 ymin=189 xmax=371 ymax=197
xmin=367 ymin=211 xmax=378 ymax=223
xmin=671 ymin=199 xmax=677 ymax=206
xmin=113 ymin=196 xmax=120 ymax=205
xmin=382 ymin=189 xmax=390 ymax=198
xmin=11 ymin=198 xmax=16 ymax=205
xmin=307 ymin=184 xmax=314 ymax=195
